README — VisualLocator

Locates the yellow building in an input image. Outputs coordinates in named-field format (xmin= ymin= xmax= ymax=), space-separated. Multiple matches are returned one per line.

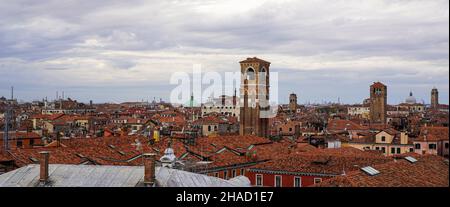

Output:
xmin=346 ymin=129 xmax=414 ymax=156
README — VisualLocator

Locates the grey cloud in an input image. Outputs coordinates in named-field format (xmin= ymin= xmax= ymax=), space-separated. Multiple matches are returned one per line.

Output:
xmin=0 ymin=0 xmax=448 ymax=104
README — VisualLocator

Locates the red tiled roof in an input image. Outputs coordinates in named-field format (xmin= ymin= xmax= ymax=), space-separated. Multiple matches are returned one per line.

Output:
xmin=416 ymin=126 xmax=449 ymax=142
xmin=317 ymin=154 xmax=449 ymax=187
xmin=0 ymin=152 xmax=14 ymax=162
xmin=327 ymin=119 xmax=369 ymax=131
xmin=371 ymin=82 xmax=386 ymax=88
xmin=239 ymin=57 xmax=271 ymax=64
xmin=249 ymin=147 xmax=391 ymax=176
xmin=0 ymin=132 xmax=41 ymax=140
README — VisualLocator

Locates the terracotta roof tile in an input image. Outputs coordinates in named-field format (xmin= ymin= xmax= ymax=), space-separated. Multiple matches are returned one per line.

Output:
xmin=317 ymin=154 xmax=449 ymax=187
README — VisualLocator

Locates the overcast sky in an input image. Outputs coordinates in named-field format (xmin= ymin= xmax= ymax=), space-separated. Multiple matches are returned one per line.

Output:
xmin=0 ymin=0 xmax=448 ymax=104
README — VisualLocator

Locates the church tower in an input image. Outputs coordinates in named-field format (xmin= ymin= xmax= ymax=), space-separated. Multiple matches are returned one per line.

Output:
xmin=289 ymin=93 xmax=297 ymax=113
xmin=239 ymin=57 xmax=270 ymax=138
xmin=431 ymin=87 xmax=439 ymax=109
xmin=369 ymin=82 xmax=387 ymax=124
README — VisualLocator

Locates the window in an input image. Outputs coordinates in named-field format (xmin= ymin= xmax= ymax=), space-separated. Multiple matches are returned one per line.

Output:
xmin=208 ymin=126 xmax=211 ymax=131
xmin=391 ymin=148 xmax=396 ymax=154
xmin=381 ymin=136 xmax=386 ymax=142
xmin=256 ymin=174 xmax=263 ymax=186
xmin=294 ymin=177 xmax=301 ymax=187
xmin=279 ymin=128 xmax=282 ymax=131
xmin=246 ymin=68 xmax=255 ymax=80
xmin=375 ymin=147 xmax=379 ymax=150
xmin=409 ymin=148 xmax=414 ymax=152
xmin=30 ymin=139 xmax=34 ymax=146
xmin=396 ymin=148 xmax=401 ymax=154
xmin=16 ymin=140 xmax=23 ymax=148
xmin=381 ymin=147 xmax=386 ymax=153
xmin=314 ymin=178 xmax=322 ymax=184
xmin=415 ymin=143 xmax=421 ymax=149
xmin=429 ymin=144 xmax=437 ymax=150
xmin=215 ymin=172 xmax=219 ymax=177
xmin=224 ymin=171 xmax=228 ymax=180
xmin=289 ymin=128 xmax=292 ymax=132
xmin=275 ymin=175 xmax=282 ymax=187
xmin=232 ymin=170 xmax=236 ymax=178
xmin=240 ymin=169 xmax=245 ymax=176
xmin=214 ymin=125 xmax=217 ymax=131
xmin=445 ymin=143 xmax=449 ymax=149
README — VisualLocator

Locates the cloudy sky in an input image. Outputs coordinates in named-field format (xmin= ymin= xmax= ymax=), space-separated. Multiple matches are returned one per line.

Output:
xmin=0 ymin=0 xmax=448 ymax=104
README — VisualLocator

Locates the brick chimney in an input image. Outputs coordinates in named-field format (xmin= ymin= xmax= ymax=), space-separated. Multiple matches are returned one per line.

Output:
xmin=39 ymin=151 xmax=50 ymax=184
xmin=143 ymin=153 xmax=156 ymax=187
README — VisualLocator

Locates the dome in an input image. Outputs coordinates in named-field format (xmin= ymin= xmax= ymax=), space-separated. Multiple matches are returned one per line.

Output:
xmin=405 ymin=92 xmax=417 ymax=104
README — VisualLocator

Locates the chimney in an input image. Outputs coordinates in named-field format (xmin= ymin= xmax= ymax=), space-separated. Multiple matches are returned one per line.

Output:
xmin=400 ymin=132 xmax=408 ymax=145
xmin=143 ymin=153 xmax=156 ymax=186
xmin=39 ymin=151 xmax=50 ymax=184
xmin=221 ymin=95 xmax=225 ymax=106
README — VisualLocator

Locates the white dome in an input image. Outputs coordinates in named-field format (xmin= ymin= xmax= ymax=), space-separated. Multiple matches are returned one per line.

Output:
xmin=405 ymin=92 xmax=417 ymax=104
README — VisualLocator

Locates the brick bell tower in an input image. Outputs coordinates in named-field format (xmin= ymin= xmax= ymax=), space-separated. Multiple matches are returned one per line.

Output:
xmin=369 ymin=82 xmax=387 ymax=124
xmin=431 ymin=87 xmax=439 ymax=109
xmin=239 ymin=57 xmax=270 ymax=138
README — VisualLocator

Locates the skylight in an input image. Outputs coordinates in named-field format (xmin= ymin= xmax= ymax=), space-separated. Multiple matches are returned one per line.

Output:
xmin=29 ymin=157 xmax=39 ymax=163
xmin=404 ymin=156 xmax=417 ymax=163
xmin=361 ymin=166 xmax=380 ymax=176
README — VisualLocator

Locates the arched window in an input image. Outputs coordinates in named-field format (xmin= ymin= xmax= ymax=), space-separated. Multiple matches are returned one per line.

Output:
xmin=246 ymin=68 xmax=255 ymax=80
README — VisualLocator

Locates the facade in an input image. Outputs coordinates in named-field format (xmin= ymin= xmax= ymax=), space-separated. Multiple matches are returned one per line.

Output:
xmin=42 ymin=98 xmax=95 ymax=115
xmin=239 ymin=57 xmax=271 ymax=138
xmin=413 ymin=126 xmax=449 ymax=157
xmin=347 ymin=105 xmax=370 ymax=118
xmin=346 ymin=129 xmax=414 ymax=156
xmin=201 ymin=93 xmax=239 ymax=120
xmin=369 ymin=82 xmax=387 ymax=124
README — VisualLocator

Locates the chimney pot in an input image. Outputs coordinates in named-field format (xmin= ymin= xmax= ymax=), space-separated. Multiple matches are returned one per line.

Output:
xmin=143 ymin=153 xmax=157 ymax=187
xmin=39 ymin=151 xmax=50 ymax=184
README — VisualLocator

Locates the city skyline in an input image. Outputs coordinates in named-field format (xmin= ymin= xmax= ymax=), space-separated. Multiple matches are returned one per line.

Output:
xmin=0 ymin=81 xmax=447 ymax=105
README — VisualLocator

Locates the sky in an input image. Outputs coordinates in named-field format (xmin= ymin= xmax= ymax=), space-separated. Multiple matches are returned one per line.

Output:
xmin=0 ymin=0 xmax=448 ymax=105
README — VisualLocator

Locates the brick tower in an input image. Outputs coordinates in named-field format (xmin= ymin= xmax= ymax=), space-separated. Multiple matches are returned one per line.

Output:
xmin=431 ymin=87 xmax=439 ymax=109
xmin=289 ymin=93 xmax=297 ymax=113
xmin=239 ymin=57 xmax=270 ymax=138
xmin=369 ymin=82 xmax=387 ymax=124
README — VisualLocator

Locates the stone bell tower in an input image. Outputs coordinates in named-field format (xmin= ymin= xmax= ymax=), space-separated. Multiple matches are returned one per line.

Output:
xmin=369 ymin=82 xmax=387 ymax=124
xmin=289 ymin=93 xmax=297 ymax=113
xmin=239 ymin=57 xmax=270 ymax=138
xmin=431 ymin=87 xmax=439 ymax=109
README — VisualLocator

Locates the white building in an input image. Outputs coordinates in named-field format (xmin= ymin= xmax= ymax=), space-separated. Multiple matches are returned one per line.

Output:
xmin=347 ymin=105 xmax=370 ymax=118
xmin=201 ymin=95 xmax=240 ymax=121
